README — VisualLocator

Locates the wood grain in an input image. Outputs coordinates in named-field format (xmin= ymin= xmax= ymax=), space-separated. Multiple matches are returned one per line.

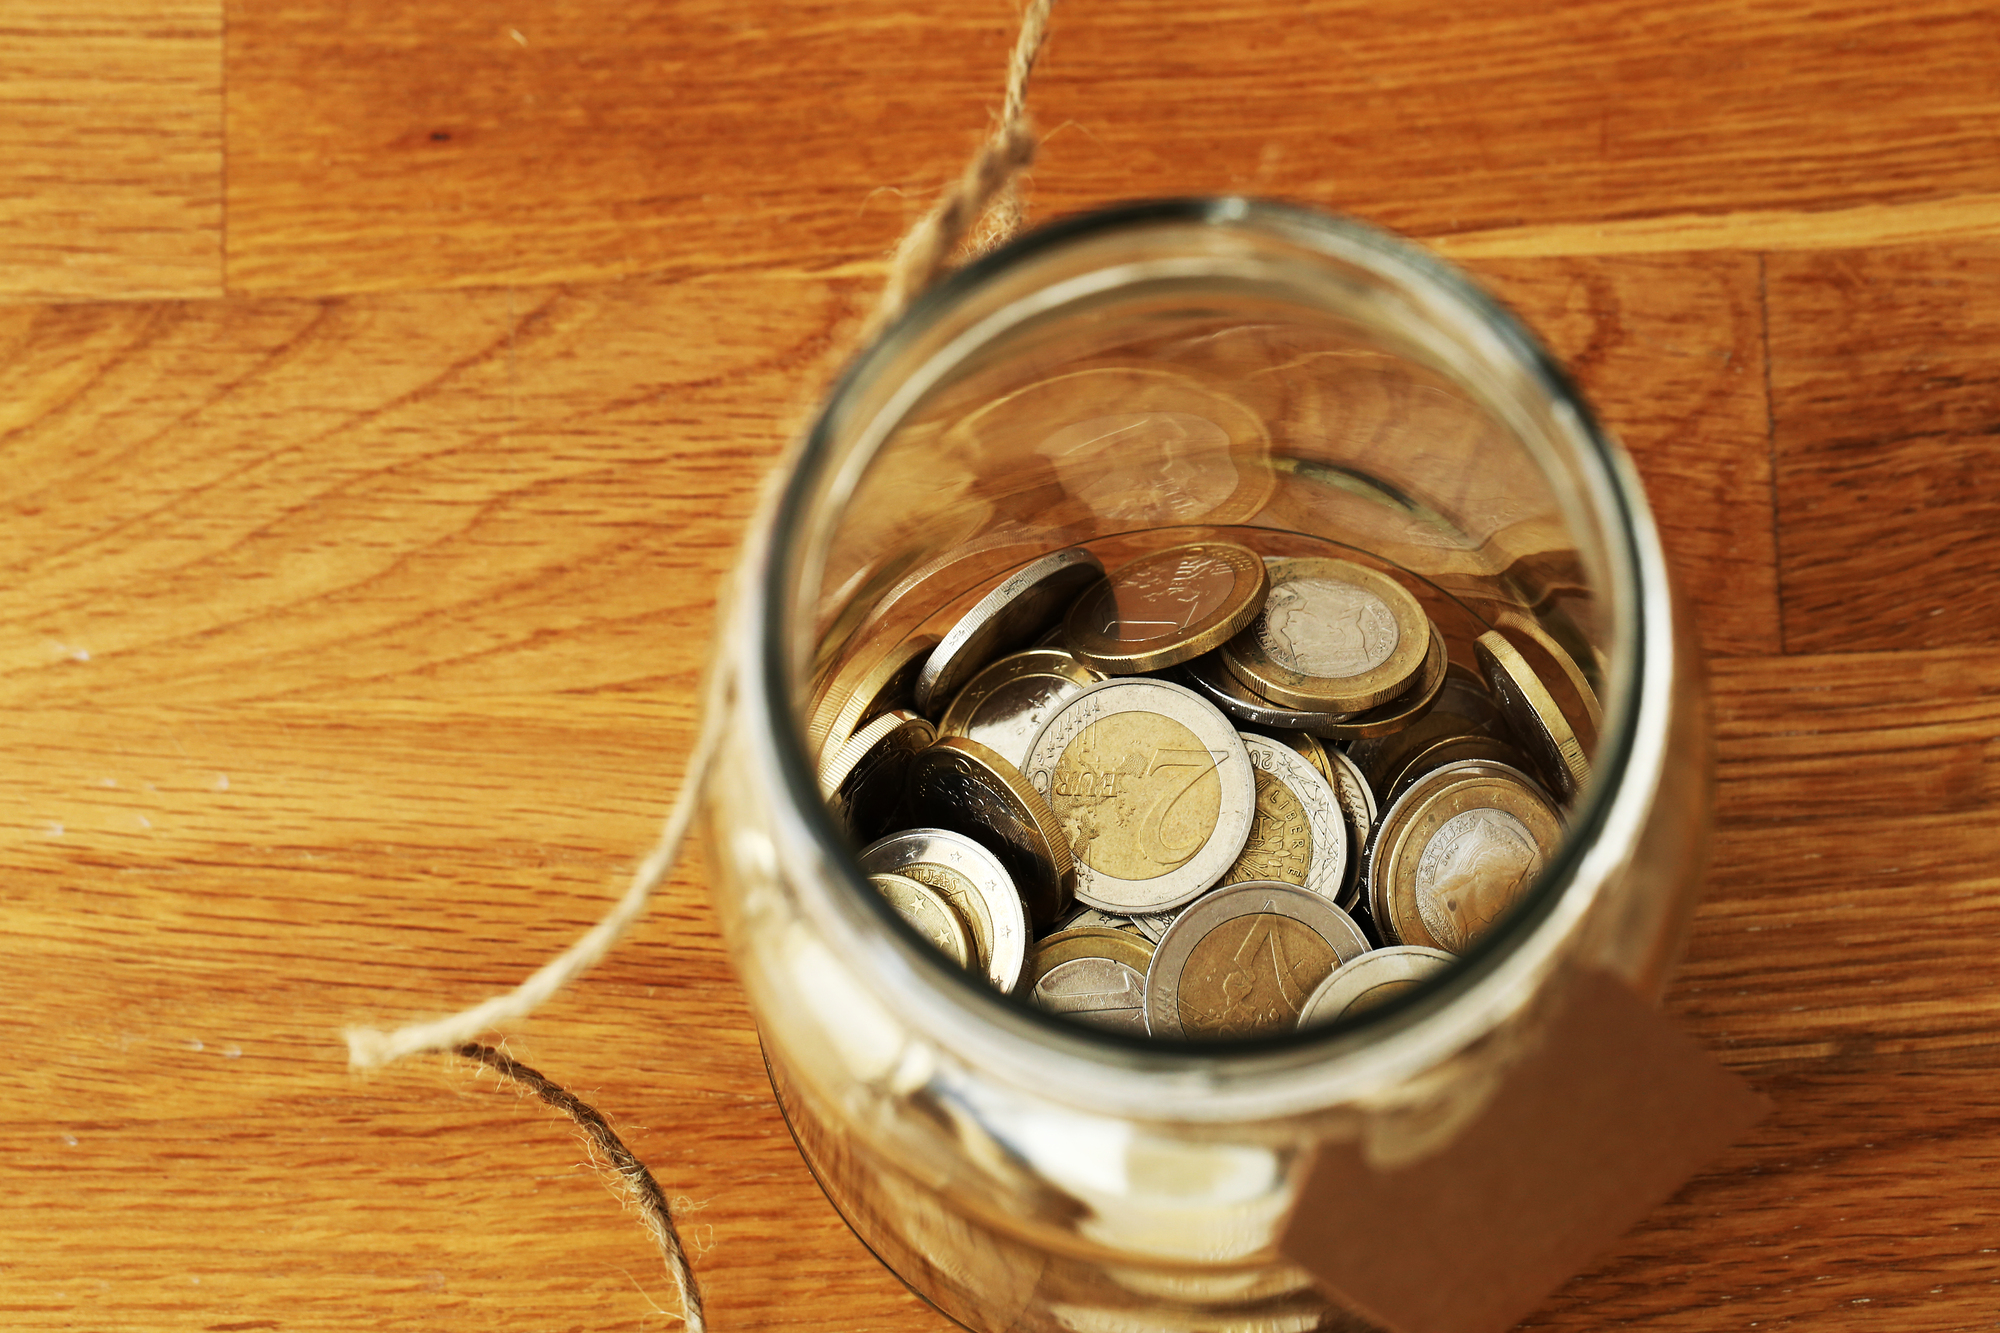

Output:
xmin=0 ymin=1 xmax=222 ymax=302
xmin=1768 ymin=243 xmax=2000 ymax=653
xmin=6 ymin=0 xmax=2000 ymax=1329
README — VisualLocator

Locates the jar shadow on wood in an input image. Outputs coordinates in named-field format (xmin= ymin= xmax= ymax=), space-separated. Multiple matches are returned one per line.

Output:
xmin=706 ymin=199 xmax=1710 ymax=1332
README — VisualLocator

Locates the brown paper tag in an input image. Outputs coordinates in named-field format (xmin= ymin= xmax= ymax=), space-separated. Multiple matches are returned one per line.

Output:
xmin=1278 ymin=969 xmax=1767 ymax=1333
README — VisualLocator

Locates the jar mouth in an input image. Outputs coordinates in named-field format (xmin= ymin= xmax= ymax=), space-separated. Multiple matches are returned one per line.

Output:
xmin=743 ymin=198 xmax=1666 ymax=1111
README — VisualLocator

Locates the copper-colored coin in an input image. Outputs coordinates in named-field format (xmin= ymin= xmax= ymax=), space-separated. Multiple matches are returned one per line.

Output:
xmin=817 ymin=709 xmax=934 ymax=841
xmin=1024 ymin=927 xmax=1156 ymax=1035
xmin=868 ymin=872 xmax=974 ymax=969
xmin=907 ymin=736 xmax=1075 ymax=930
xmin=1368 ymin=760 xmax=1564 ymax=955
xmin=1145 ymin=881 xmax=1370 ymax=1039
xmin=1475 ymin=629 xmax=1591 ymax=802
xmin=806 ymin=634 xmax=939 ymax=766
xmin=914 ymin=547 xmax=1106 ymax=716
xmin=1221 ymin=558 xmax=1430 ymax=712
xmin=1062 ymin=542 xmax=1269 ymax=674
xmin=1021 ymin=678 xmax=1256 ymax=915
xmin=937 ymin=647 xmax=1105 ymax=770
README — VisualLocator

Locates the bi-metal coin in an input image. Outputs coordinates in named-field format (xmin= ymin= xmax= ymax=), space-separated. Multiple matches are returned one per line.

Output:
xmin=1062 ymin=542 xmax=1269 ymax=674
xmin=1023 ymin=927 xmax=1156 ymax=1035
xmin=858 ymin=828 xmax=1030 ymax=993
xmin=906 ymin=736 xmax=1075 ymax=930
xmin=1221 ymin=557 xmax=1431 ymax=713
xmin=1367 ymin=760 xmax=1564 ymax=955
xmin=937 ymin=647 xmax=1105 ymax=771
xmin=1177 ymin=649 xmax=1356 ymax=733
xmin=1296 ymin=945 xmax=1455 ymax=1028
xmin=1323 ymin=747 xmax=1376 ymax=911
xmin=1475 ymin=629 xmax=1591 ymax=802
xmin=806 ymin=633 xmax=938 ymax=766
xmin=1021 ymin=677 xmax=1256 ymax=915
xmin=817 ymin=708 xmax=935 ymax=842
xmin=1053 ymin=904 xmax=1140 ymax=935
xmin=868 ymin=872 xmax=975 ymax=969
xmin=1145 ymin=880 xmax=1371 ymax=1039
xmin=1346 ymin=666 xmax=1508 ymax=798
xmin=914 ymin=547 xmax=1105 ymax=716
xmin=1223 ymin=733 xmax=1349 ymax=906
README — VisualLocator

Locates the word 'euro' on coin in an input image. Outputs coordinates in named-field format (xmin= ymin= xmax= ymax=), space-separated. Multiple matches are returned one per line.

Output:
xmin=1146 ymin=881 xmax=1371 ymax=1039
xmin=1022 ymin=677 xmax=1256 ymax=915
xmin=1368 ymin=760 xmax=1565 ymax=955
xmin=1062 ymin=541 xmax=1269 ymax=674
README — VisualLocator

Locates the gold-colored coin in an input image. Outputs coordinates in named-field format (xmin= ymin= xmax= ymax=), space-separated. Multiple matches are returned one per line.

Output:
xmin=1379 ymin=732 xmax=1531 ymax=809
xmin=857 ymin=828 xmax=1031 ymax=993
xmin=937 ymin=647 xmax=1104 ymax=770
xmin=1346 ymin=665 xmax=1507 ymax=797
xmin=817 ymin=709 xmax=935 ymax=841
xmin=1062 ymin=542 xmax=1269 ymax=674
xmin=1296 ymin=945 xmax=1455 ymax=1029
xmin=868 ymin=872 xmax=974 ymax=969
xmin=1369 ymin=760 xmax=1565 ymax=955
xmin=1272 ymin=730 xmax=1336 ymax=789
xmin=1024 ymin=927 xmax=1156 ymax=1035
xmin=907 ymin=736 xmax=1075 ymax=931
xmin=1322 ymin=747 xmax=1376 ymax=911
xmin=1144 ymin=881 xmax=1370 ymax=1039
xmin=806 ymin=633 xmax=939 ymax=766
xmin=1220 ymin=557 xmax=1431 ymax=712
xmin=1475 ymin=629 xmax=1591 ymax=802
xmin=1300 ymin=620 xmax=1448 ymax=741
xmin=1022 ymin=678 xmax=1257 ymax=915
xmin=1220 ymin=733 xmax=1349 ymax=906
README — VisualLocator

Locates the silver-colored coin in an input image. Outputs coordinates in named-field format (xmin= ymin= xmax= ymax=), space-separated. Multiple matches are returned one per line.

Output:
xmin=1128 ymin=902 xmax=1184 ymax=943
xmin=817 ymin=709 xmax=934 ymax=841
xmin=1296 ymin=945 xmax=1455 ymax=1029
xmin=1021 ymin=676 xmax=1256 ymax=915
xmin=914 ymin=548 xmax=1105 ymax=716
xmin=858 ymin=828 xmax=1030 ymax=993
xmin=937 ymin=647 xmax=1105 ymax=770
xmin=868 ymin=872 xmax=974 ymax=969
xmin=1145 ymin=880 xmax=1371 ymax=1038
xmin=1223 ymin=733 xmax=1350 ymax=907
xmin=1177 ymin=650 xmax=1357 ymax=732
xmin=1053 ymin=904 xmax=1138 ymax=935
xmin=1033 ymin=958 xmax=1147 ymax=1035
xmin=1324 ymin=747 xmax=1376 ymax=911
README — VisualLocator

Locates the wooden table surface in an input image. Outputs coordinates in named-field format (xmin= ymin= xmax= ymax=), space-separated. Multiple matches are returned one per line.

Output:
xmin=6 ymin=2 xmax=2000 ymax=1329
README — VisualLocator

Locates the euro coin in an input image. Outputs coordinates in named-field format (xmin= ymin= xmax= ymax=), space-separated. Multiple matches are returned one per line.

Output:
xmin=1022 ymin=677 xmax=1256 ymax=915
xmin=1222 ymin=733 xmax=1349 ymax=907
xmin=914 ymin=547 xmax=1106 ymax=716
xmin=868 ymin=872 xmax=974 ymax=969
xmin=1367 ymin=760 xmax=1564 ymax=954
xmin=937 ymin=647 xmax=1104 ymax=770
xmin=858 ymin=828 xmax=1030 ymax=993
xmin=1346 ymin=666 xmax=1508 ymax=798
xmin=1296 ymin=945 xmax=1455 ymax=1028
xmin=1024 ymin=927 xmax=1156 ymax=1035
xmin=1221 ymin=557 xmax=1431 ymax=712
xmin=817 ymin=708 xmax=934 ymax=842
xmin=1053 ymin=904 xmax=1141 ymax=936
xmin=806 ymin=633 xmax=939 ymax=766
xmin=907 ymin=736 xmax=1075 ymax=930
xmin=1475 ymin=629 xmax=1591 ymax=802
xmin=1062 ymin=542 xmax=1268 ymax=674
xmin=1177 ymin=648 xmax=1357 ymax=733
xmin=1323 ymin=747 xmax=1376 ymax=911
xmin=1145 ymin=881 xmax=1371 ymax=1038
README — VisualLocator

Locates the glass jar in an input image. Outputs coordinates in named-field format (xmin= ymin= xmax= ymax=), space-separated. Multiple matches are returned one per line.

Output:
xmin=704 ymin=199 xmax=1709 ymax=1331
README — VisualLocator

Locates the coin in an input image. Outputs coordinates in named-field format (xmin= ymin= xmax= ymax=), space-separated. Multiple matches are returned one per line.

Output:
xmin=937 ymin=648 xmax=1105 ymax=770
xmin=1021 ymin=677 xmax=1256 ymax=915
xmin=1145 ymin=881 xmax=1371 ymax=1038
xmin=914 ymin=547 xmax=1106 ymax=716
xmin=907 ymin=736 xmax=1075 ymax=930
xmin=1024 ymin=927 xmax=1157 ymax=1035
xmin=1128 ymin=904 xmax=1179 ymax=943
xmin=1476 ymin=629 xmax=1591 ymax=802
xmin=1346 ymin=666 xmax=1508 ymax=797
xmin=1379 ymin=732 xmax=1532 ymax=809
xmin=1367 ymin=760 xmax=1564 ymax=955
xmin=817 ymin=708 xmax=935 ymax=841
xmin=1053 ymin=904 xmax=1141 ymax=935
xmin=806 ymin=633 xmax=939 ymax=766
xmin=1272 ymin=729 xmax=1336 ymax=789
xmin=1222 ymin=733 xmax=1349 ymax=907
xmin=1062 ymin=542 xmax=1269 ymax=674
xmin=1323 ymin=747 xmax=1376 ymax=910
xmin=1296 ymin=619 xmax=1448 ymax=741
xmin=1296 ymin=946 xmax=1455 ymax=1028
xmin=1177 ymin=649 xmax=1357 ymax=732
xmin=858 ymin=828 xmax=1031 ymax=993
xmin=869 ymin=872 xmax=974 ymax=969
xmin=1220 ymin=557 xmax=1431 ymax=712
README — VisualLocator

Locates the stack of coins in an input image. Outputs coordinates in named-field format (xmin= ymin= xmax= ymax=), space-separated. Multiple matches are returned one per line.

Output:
xmin=804 ymin=540 xmax=1601 ymax=1041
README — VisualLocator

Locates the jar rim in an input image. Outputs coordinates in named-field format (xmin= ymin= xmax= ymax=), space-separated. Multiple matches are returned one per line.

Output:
xmin=736 ymin=197 xmax=1676 ymax=1119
